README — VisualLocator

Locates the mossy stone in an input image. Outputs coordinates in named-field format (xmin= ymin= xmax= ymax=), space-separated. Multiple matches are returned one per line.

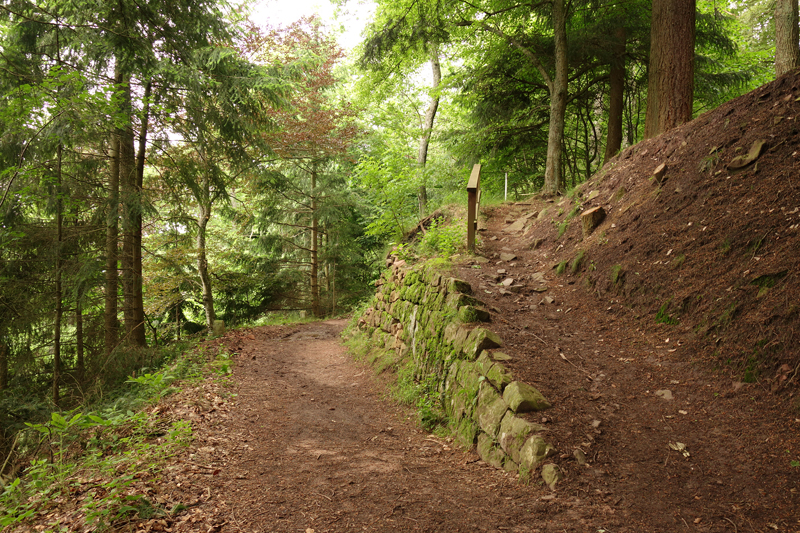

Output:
xmin=519 ymin=435 xmax=556 ymax=471
xmin=503 ymin=381 xmax=551 ymax=413
xmin=477 ymin=433 xmax=506 ymax=468
xmin=541 ymin=463 xmax=564 ymax=490
xmin=463 ymin=328 xmax=503 ymax=360
xmin=503 ymin=456 xmax=519 ymax=473
xmin=446 ymin=277 xmax=473 ymax=295
xmin=455 ymin=418 xmax=479 ymax=449
xmin=475 ymin=385 xmax=508 ymax=437
xmin=485 ymin=363 xmax=513 ymax=391
xmin=498 ymin=412 xmax=546 ymax=464
xmin=457 ymin=305 xmax=490 ymax=323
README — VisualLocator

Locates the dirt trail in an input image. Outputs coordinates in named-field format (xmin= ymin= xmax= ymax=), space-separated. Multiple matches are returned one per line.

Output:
xmin=166 ymin=320 xmax=598 ymax=533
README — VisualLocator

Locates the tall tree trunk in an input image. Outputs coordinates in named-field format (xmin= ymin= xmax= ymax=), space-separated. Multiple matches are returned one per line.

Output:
xmin=105 ymin=130 xmax=120 ymax=355
xmin=542 ymin=0 xmax=568 ymax=196
xmin=417 ymin=44 xmax=442 ymax=217
xmin=119 ymin=69 xmax=145 ymax=346
xmin=604 ymin=26 xmax=626 ymax=164
xmin=310 ymin=167 xmax=321 ymax=318
xmin=133 ymin=80 xmax=151 ymax=345
xmin=53 ymin=144 xmax=63 ymax=407
xmin=644 ymin=0 xmax=695 ymax=139
xmin=74 ymin=210 xmax=84 ymax=381
xmin=75 ymin=298 xmax=84 ymax=381
xmin=0 ymin=341 xmax=8 ymax=390
xmin=775 ymin=0 xmax=800 ymax=77
xmin=197 ymin=198 xmax=215 ymax=329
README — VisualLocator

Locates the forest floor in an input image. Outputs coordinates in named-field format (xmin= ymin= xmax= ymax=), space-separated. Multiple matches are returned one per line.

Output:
xmin=15 ymin=71 xmax=800 ymax=533
xmin=131 ymin=319 xmax=586 ymax=533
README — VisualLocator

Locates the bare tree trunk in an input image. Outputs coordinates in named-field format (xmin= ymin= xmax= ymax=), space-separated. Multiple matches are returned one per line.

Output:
xmin=197 ymin=198 xmax=215 ymax=329
xmin=119 ymin=70 xmax=146 ymax=347
xmin=132 ymin=80 xmax=151 ymax=346
xmin=417 ymin=44 xmax=442 ymax=217
xmin=75 ymin=298 xmax=84 ymax=381
xmin=775 ymin=0 xmax=800 ymax=77
xmin=119 ymin=69 xmax=136 ymax=344
xmin=0 ymin=341 xmax=8 ymax=390
xmin=644 ymin=0 xmax=695 ymax=139
xmin=542 ymin=0 xmax=568 ymax=196
xmin=105 ymin=131 xmax=120 ymax=355
xmin=604 ymin=26 xmax=626 ymax=164
xmin=310 ymin=167 xmax=321 ymax=318
xmin=53 ymin=144 xmax=63 ymax=407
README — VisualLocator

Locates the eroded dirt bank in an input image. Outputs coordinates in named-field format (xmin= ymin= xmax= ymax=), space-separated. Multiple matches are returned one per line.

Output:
xmin=158 ymin=320 xmax=609 ymax=533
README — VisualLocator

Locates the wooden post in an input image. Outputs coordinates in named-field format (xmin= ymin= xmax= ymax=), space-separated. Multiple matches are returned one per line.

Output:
xmin=467 ymin=164 xmax=481 ymax=252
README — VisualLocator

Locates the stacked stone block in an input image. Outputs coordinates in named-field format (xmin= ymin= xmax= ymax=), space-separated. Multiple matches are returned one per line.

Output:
xmin=357 ymin=259 xmax=558 ymax=481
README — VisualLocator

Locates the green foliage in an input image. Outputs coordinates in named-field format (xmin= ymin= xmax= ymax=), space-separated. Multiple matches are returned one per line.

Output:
xmin=571 ymin=250 xmax=586 ymax=274
xmin=610 ymin=264 xmax=625 ymax=285
xmin=556 ymin=220 xmax=570 ymax=239
xmin=393 ymin=363 xmax=447 ymax=431
xmin=655 ymin=301 xmax=679 ymax=325
xmin=556 ymin=260 xmax=568 ymax=276
xmin=418 ymin=218 xmax=467 ymax=257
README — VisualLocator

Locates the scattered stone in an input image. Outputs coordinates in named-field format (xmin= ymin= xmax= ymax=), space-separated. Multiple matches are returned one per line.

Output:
xmin=728 ymin=139 xmax=766 ymax=170
xmin=501 ymin=278 xmax=514 ymax=287
xmin=474 ymin=256 xmax=490 ymax=264
xmin=499 ymin=253 xmax=517 ymax=262
xmin=541 ymin=463 xmax=564 ymax=490
xmin=585 ymin=189 xmax=599 ymax=201
xmin=504 ymin=381 xmax=552 ymax=413
xmin=541 ymin=296 xmax=555 ymax=305
xmin=497 ymin=269 xmax=507 ymax=275
xmin=503 ymin=217 xmax=529 ymax=233
xmin=581 ymin=206 xmax=606 ymax=238
xmin=573 ymin=449 xmax=587 ymax=466
xmin=652 ymin=163 xmax=667 ymax=185
xmin=655 ymin=389 xmax=674 ymax=401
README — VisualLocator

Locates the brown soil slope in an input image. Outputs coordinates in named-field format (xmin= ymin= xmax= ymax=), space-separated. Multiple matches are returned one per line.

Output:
xmin=515 ymin=70 xmax=800 ymax=385
xmin=448 ymin=70 xmax=800 ymax=531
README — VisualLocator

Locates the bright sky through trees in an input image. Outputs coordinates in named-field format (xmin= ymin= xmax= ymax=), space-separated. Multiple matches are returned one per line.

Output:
xmin=250 ymin=0 xmax=375 ymax=49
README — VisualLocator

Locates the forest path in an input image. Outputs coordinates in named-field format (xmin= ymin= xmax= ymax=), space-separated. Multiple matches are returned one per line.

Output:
xmin=163 ymin=320 xmax=597 ymax=533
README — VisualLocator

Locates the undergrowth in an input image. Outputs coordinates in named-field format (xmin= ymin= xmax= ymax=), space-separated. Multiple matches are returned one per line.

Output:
xmin=0 ymin=340 xmax=227 ymax=531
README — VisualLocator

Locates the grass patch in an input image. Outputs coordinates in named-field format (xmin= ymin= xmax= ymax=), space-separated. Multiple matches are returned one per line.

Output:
xmin=555 ymin=260 xmax=568 ymax=275
xmin=556 ymin=220 xmax=569 ymax=238
xmin=393 ymin=363 xmax=448 ymax=431
xmin=610 ymin=264 xmax=625 ymax=285
xmin=655 ymin=300 xmax=679 ymax=325
xmin=751 ymin=270 xmax=788 ymax=297
xmin=571 ymin=250 xmax=586 ymax=274
xmin=671 ymin=253 xmax=686 ymax=269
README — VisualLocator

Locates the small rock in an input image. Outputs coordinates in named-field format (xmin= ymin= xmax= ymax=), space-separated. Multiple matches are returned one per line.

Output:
xmin=541 ymin=296 xmax=555 ymax=305
xmin=499 ymin=253 xmax=517 ymax=262
xmin=655 ymin=390 xmax=673 ymax=401
xmin=501 ymin=278 xmax=514 ymax=287
xmin=573 ymin=449 xmax=587 ymax=466
xmin=541 ymin=463 xmax=563 ymax=490
xmin=497 ymin=269 xmax=507 ymax=275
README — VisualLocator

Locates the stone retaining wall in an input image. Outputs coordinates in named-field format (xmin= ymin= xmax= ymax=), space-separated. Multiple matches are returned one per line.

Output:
xmin=356 ymin=258 xmax=561 ymax=485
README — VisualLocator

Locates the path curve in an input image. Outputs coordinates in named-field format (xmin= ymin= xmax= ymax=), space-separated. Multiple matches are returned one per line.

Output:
xmin=165 ymin=320 xmax=606 ymax=532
